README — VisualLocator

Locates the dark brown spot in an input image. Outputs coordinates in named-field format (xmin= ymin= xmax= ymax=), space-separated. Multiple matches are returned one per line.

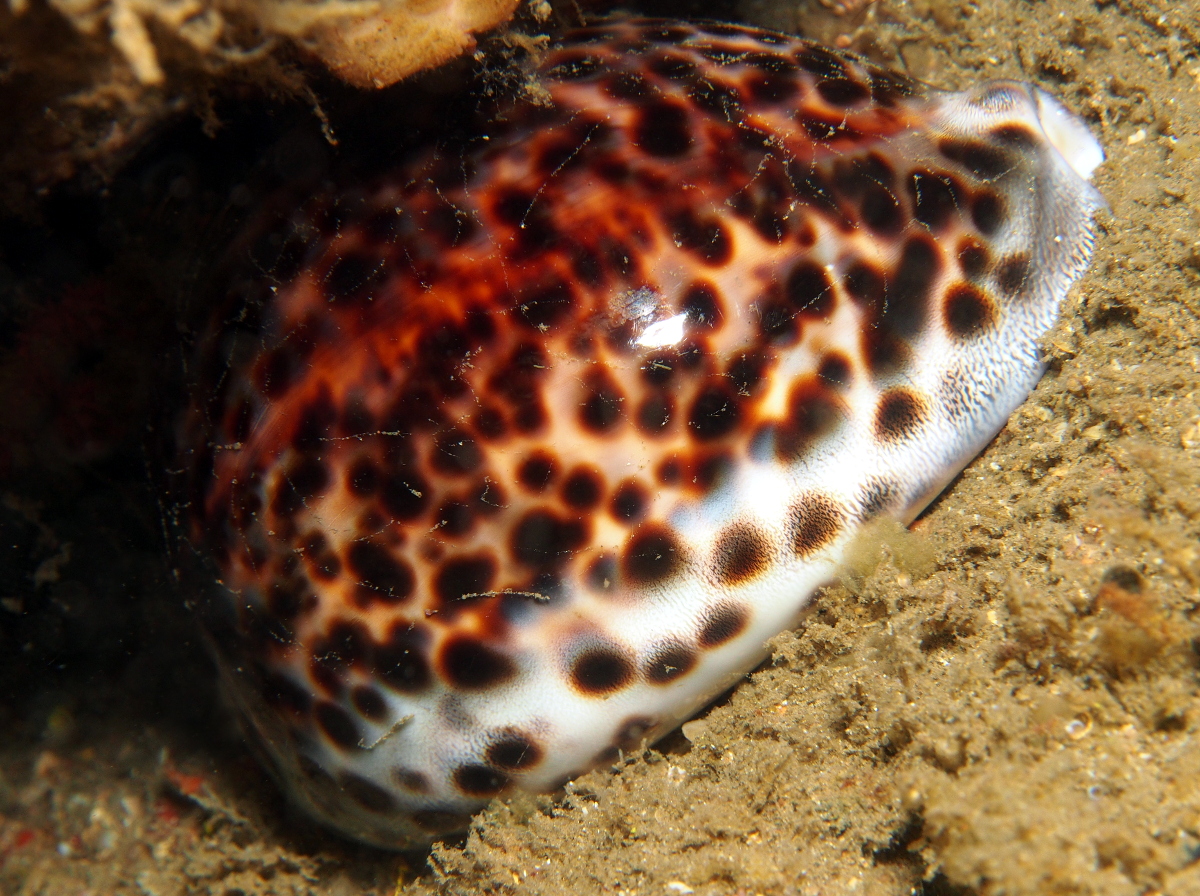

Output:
xmin=347 ymin=540 xmax=414 ymax=601
xmin=571 ymin=645 xmax=635 ymax=695
xmin=682 ymin=281 xmax=723 ymax=329
xmin=380 ymin=471 xmax=430 ymax=521
xmin=292 ymin=390 xmax=337 ymax=450
xmin=393 ymin=768 xmax=430 ymax=793
xmin=601 ymin=237 xmax=637 ymax=278
xmin=790 ymin=494 xmax=845 ymax=556
xmin=990 ymin=124 xmax=1039 ymax=147
xmin=938 ymin=137 xmax=1014 ymax=181
xmin=339 ymin=396 xmax=375 ymax=438
xmin=510 ymin=212 xmax=559 ymax=261
xmin=874 ymin=388 xmax=927 ymax=442
xmin=727 ymin=352 xmax=766 ymax=395
xmin=862 ymin=326 xmax=911 ymax=381
xmin=745 ymin=71 xmax=798 ymax=103
xmin=623 ymin=525 xmax=684 ymax=585
xmin=512 ymin=396 xmax=547 ymax=433
xmin=423 ymin=203 xmax=477 ymax=246
xmin=698 ymin=603 xmax=749 ymax=647
xmin=561 ymin=467 xmax=603 ymax=510
xmin=794 ymin=44 xmax=848 ymax=79
xmin=637 ymin=393 xmax=674 ymax=435
xmin=688 ymin=383 xmax=740 ymax=440
xmin=687 ymin=77 xmax=743 ymax=119
xmin=486 ymin=732 xmax=543 ymax=770
xmin=346 ymin=457 xmax=379 ymax=496
xmin=860 ymin=183 xmax=902 ymax=235
xmin=351 ymin=685 xmax=388 ymax=722
xmin=604 ymin=70 xmax=653 ymax=99
xmin=971 ymin=190 xmax=1005 ymax=235
xmin=580 ymin=372 xmax=625 ymax=433
xmin=817 ymin=76 xmax=870 ymax=106
xmin=668 ymin=208 xmax=732 ymax=265
xmin=305 ymin=535 xmax=341 ymax=582
xmin=271 ymin=479 xmax=304 ymax=518
xmin=297 ymin=753 xmax=335 ymax=790
xmin=844 ymin=259 xmax=886 ymax=306
xmin=995 ymin=253 xmax=1032 ymax=296
xmin=943 ymin=283 xmax=995 ymax=338
xmin=435 ymin=500 xmax=475 ymax=537
xmin=657 ymin=456 xmax=681 ymax=486
xmin=311 ymin=620 xmax=369 ymax=678
xmin=909 ymin=170 xmax=963 ymax=231
xmin=750 ymin=203 xmax=789 ymax=244
xmin=697 ymin=45 xmax=741 ymax=65
xmin=692 ymin=452 xmax=732 ymax=494
xmin=570 ymin=245 xmax=605 ymax=287
xmin=648 ymin=52 xmax=697 ymax=79
xmin=315 ymin=701 xmax=362 ymax=750
xmin=831 ymin=153 xmax=900 ymax=230
xmin=492 ymin=188 xmax=535 ymax=227
xmin=641 ymin=353 xmax=676 ymax=386
xmin=375 ymin=624 xmax=431 ymax=693
xmin=797 ymin=112 xmax=859 ymax=142
xmin=440 ymin=637 xmax=517 ymax=690
xmin=957 ymin=237 xmax=991 ymax=278
xmin=745 ymin=50 xmax=798 ymax=74
xmin=868 ymin=67 xmax=920 ymax=105
xmin=594 ymin=157 xmax=631 ymax=186
xmin=516 ymin=279 xmax=573 ymax=330
xmin=431 ymin=428 xmax=481 ymax=476
xmin=644 ymin=642 xmax=697 ymax=684
xmin=587 ymin=553 xmax=618 ymax=592
xmin=283 ymin=456 xmax=329 ymax=505
xmin=787 ymin=167 xmax=838 ymax=219
xmin=774 ymin=379 xmax=843 ymax=461
xmin=817 ymin=352 xmax=853 ymax=387
xmin=338 ymin=772 xmax=396 ymax=814
xmin=518 ymin=452 xmax=557 ymax=492
xmin=511 ymin=508 xmax=588 ymax=570
xmin=611 ymin=480 xmax=648 ymax=523
xmin=633 ymin=100 xmax=693 ymax=156
xmin=325 ymin=251 xmax=385 ymax=304
xmin=883 ymin=234 xmax=941 ymax=337
xmin=785 ymin=260 xmax=833 ymax=314
xmin=757 ymin=299 xmax=798 ymax=344
xmin=435 ymin=554 xmax=497 ymax=604
xmin=713 ymin=524 xmax=771 ymax=585
xmin=453 ymin=764 xmax=509 ymax=797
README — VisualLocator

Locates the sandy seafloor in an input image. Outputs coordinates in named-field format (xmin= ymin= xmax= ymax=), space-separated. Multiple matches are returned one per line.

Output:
xmin=2 ymin=0 xmax=1199 ymax=894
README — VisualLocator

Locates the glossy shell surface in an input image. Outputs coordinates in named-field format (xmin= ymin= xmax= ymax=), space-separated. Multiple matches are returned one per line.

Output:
xmin=182 ymin=18 xmax=1104 ymax=846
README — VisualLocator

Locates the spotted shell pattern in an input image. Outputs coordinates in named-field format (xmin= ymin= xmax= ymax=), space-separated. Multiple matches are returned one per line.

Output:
xmin=183 ymin=18 xmax=1104 ymax=847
